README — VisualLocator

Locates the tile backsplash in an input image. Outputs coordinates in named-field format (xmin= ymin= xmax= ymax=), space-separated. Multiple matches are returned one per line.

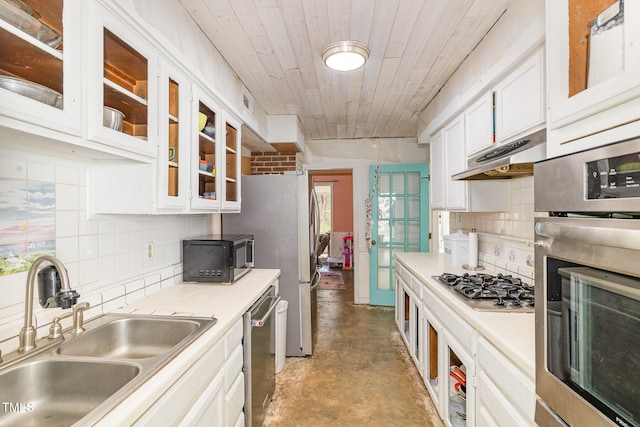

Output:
xmin=450 ymin=175 xmax=546 ymax=286
xmin=0 ymin=148 xmax=207 ymax=354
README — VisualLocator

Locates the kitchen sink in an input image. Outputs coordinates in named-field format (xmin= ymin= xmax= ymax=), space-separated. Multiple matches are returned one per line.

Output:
xmin=57 ymin=317 xmax=205 ymax=359
xmin=0 ymin=313 xmax=217 ymax=426
xmin=0 ymin=359 xmax=139 ymax=426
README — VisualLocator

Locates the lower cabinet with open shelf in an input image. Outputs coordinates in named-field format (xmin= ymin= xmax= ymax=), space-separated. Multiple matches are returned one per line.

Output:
xmin=393 ymin=258 xmax=535 ymax=426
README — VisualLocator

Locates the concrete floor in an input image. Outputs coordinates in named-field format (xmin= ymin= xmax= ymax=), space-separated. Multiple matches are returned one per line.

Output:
xmin=264 ymin=267 xmax=444 ymax=427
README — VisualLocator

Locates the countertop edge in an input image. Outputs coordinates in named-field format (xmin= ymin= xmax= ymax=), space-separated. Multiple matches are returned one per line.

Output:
xmin=394 ymin=252 xmax=535 ymax=378
xmin=91 ymin=269 xmax=280 ymax=426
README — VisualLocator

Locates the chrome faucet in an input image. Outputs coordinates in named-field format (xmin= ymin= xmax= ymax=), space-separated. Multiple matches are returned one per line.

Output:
xmin=19 ymin=255 xmax=79 ymax=353
xmin=49 ymin=302 xmax=90 ymax=339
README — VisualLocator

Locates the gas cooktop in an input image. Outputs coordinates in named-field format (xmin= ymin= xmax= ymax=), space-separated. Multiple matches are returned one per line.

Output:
xmin=432 ymin=272 xmax=535 ymax=312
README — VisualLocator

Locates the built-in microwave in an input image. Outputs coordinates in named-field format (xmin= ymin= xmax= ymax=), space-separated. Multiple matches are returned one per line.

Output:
xmin=183 ymin=234 xmax=254 ymax=283
xmin=534 ymin=139 xmax=640 ymax=427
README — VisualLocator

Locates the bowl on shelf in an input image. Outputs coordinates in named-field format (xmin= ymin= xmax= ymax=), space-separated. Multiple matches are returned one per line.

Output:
xmin=202 ymin=123 xmax=215 ymax=139
xmin=103 ymin=106 xmax=125 ymax=131
xmin=198 ymin=112 xmax=207 ymax=131
xmin=0 ymin=75 xmax=62 ymax=108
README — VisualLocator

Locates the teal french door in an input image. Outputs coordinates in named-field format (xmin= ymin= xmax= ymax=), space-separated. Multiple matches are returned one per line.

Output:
xmin=369 ymin=164 xmax=429 ymax=306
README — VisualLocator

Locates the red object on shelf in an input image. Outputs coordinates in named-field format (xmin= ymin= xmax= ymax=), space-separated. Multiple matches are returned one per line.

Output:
xmin=342 ymin=235 xmax=354 ymax=269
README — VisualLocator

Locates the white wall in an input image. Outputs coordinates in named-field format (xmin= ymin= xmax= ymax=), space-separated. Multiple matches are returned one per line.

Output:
xmin=303 ymin=138 xmax=428 ymax=304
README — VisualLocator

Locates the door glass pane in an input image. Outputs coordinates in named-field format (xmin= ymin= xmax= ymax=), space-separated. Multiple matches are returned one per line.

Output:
xmin=407 ymin=196 xmax=420 ymax=218
xmin=407 ymin=220 xmax=420 ymax=243
xmin=407 ymin=172 xmax=420 ymax=194
xmin=392 ymin=221 xmax=405 ymax=242
xmin=392 ymin=172 xmax=404 ymax=194
xmin=378 ymin=269 xmax=391 ymax=290
xmin=378 ymin=197 xmax=390 ymax=219
xmin=392 ymin=196 xmax=405 ymax=218
xmin=393 ymin=244 xmax=404 ymax=254
xmin=378 ymin=222 xmax=390 ymax=242
xmin=378 ymin=247 xmax=390 ymax=267
xmin=379 ymin=173 xmax=390 ymax=195
xmin=408 ymin=245 xmax=420 ymax=252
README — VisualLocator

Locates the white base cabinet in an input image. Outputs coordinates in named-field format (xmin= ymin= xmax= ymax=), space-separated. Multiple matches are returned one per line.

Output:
xmin=394 ymin=259 xmax=535 ymax=427
xmin=135 ymin=318 xmax=245 ymax=426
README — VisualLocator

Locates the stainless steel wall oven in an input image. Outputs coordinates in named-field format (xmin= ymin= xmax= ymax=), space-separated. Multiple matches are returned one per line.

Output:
xmin=534 ymin=138 xmax=640 ymax=427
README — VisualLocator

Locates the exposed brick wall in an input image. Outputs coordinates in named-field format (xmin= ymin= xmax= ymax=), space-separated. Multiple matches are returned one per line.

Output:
xmin=251 ymin=152 xmax=299 ymax=175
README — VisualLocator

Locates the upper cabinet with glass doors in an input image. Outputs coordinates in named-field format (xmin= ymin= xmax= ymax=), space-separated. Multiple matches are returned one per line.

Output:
xmin=189 ymin=85 xmax=242 ymax=213
xmin=547 ymin=0 xmax=640 ymax=157
xmin=156 ymin=59 xmax=190 ymax=212
xmin=0 ymin=0 xmax=82 ymax=135
xmin=223 ymin=116 xmax=241 ymax=212
xmin=85 ymin=1 xmax=158 ymax=159
xmin=191 ymin=86 xmax=221 ymax=211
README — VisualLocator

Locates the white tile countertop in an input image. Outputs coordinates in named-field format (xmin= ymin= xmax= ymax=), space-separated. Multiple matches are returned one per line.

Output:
xmin=93 ymin=269 xmax=280 ymax=426
xmin=395 ymin=252 xmax=535 ymax=378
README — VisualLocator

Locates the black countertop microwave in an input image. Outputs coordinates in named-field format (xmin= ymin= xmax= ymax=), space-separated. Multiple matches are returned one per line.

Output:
xmin=182 ymin=234 xmax=254 ymax=283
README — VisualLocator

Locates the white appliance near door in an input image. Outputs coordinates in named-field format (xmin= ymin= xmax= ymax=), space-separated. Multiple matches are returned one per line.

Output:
xmin=223 ymin=172 xmax=321 ymax=356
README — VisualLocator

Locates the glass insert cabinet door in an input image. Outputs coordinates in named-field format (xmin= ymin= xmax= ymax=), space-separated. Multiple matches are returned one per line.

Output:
xmin=369 ymin=164 xmax=429 ymax=306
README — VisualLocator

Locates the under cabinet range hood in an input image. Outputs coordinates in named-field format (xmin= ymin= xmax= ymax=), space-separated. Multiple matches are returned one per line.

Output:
xmin=453 ymin=128 xmax=546 ymax=180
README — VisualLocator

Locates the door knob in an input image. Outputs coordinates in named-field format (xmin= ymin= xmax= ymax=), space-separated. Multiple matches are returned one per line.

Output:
xmin=371 ymin=240 xmax=377 ymax=245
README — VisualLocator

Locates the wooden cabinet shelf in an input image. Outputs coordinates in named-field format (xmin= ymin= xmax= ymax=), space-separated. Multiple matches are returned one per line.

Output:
xmin=0 ymin=0 xmax=63 ymax=101
xmin=102 ymin=28 xmax=148 ymax=138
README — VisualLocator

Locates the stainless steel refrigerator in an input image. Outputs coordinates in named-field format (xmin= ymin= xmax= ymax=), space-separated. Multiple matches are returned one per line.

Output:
xmin=223 ymin=172 xmax=320 ymax=356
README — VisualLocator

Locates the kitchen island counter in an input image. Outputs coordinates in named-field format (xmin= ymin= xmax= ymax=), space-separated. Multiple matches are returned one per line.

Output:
xmin=94 ymin=268 xmax=280 ymax=426
xmin=395 ymin=252 xmax=535 ymax=377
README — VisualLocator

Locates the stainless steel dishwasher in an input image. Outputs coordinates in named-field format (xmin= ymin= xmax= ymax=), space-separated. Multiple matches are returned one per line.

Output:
xmin=243 ymin=287 xmax=280 ymax=427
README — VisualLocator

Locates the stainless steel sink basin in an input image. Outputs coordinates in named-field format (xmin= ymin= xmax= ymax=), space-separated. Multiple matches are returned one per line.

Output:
xmin=0 ymin=313 xmax=217 ymax=425
xmin=0 ymin=359 xmax=139 ymax=426
xmin=57 ymin=317 xmax=204 ymax=358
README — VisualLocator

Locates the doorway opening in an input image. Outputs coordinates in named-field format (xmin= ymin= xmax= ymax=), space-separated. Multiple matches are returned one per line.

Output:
xmin=310 ymin=170 xmax=354 ymax=271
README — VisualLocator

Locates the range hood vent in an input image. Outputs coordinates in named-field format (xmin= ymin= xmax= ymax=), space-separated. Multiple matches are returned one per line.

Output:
xmin=452 ymin=128 xmax=546 ymax=180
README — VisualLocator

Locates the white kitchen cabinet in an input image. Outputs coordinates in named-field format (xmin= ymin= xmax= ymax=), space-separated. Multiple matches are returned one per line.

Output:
xmin=85 ymin=1 xmax=159 ymax=159
xmin=156 ymin=59 xmax=191 ymax=212
xmin=476 ymin=337 xmax=535 ymax=425
xmin=135 ymin=318 xmax=244 ymax=425
xmin=422 ymin=306 xmax=444 ymax=420
xmin=443 ymin=329 xmax=475 ymax=427
xmin=395 ymin=272 xmax=411 ymax=347
xmin=429 ymin=130 xmax=445 ymax=209
xmin=547 ymin=0 xmax=640 ymax=158
xmin=395 ymin=268 xmax=422 ymax=374
xmin=444 ymin=115 xmax=467 ymax=210
xmin=494 ymin=48 xmax=545 ymax=144
xmin=430 ymin=118 xmax=509 ymax=213
xmin=0 ymin=0 xmax=83 ymax=137
xmin=189 ymin=86 xmax=242 ymax=213
xmin=464 ymin=91 xmax=494 ymax=156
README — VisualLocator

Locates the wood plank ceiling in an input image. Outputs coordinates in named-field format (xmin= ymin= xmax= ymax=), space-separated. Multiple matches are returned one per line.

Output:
xmin=179 ymin=0 xmax=509 ymax=142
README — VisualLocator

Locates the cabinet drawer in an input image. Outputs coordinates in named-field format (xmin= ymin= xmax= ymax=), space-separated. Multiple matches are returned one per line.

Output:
xmin=477 ymin=371 xmax=532 ymax=427
xmin=477 ymin=337 xmax=535 ymax=420
xmin=225 ymin=344 xmax=244 ymax=389
xmin=136 ymin=338 xmax=225 ymax=424
xmin=423 ymin=286 xmax=475 ymax=354
xmin=226 ymin=318 xmax=243 ymax=357
xmin=225 ymin=372 xmax=245 ymax=427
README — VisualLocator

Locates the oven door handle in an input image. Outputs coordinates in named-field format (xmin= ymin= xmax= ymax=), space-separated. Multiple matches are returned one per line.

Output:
xmin=562 ymin=301 xmax=574 ymax=379
xmin=535 ymin=222 xmax=640 ymax=251
xmin=251 ymin=296 xmax=282 ymax=327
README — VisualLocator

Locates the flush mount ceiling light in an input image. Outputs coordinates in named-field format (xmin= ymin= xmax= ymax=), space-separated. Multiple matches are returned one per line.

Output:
xmin=321 ymin=41 xmax=369 ymax=71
